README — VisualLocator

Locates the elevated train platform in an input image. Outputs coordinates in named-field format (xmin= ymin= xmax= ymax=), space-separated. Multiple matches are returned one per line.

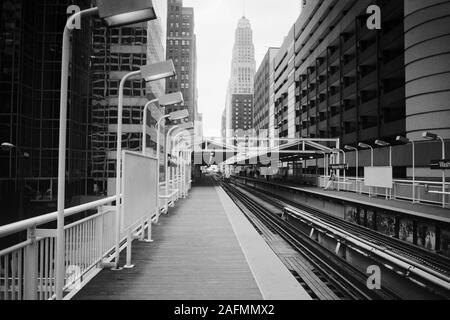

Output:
xmin=234 ymin=176 xmax=450 ymax=223
xmin=232 ymin=176 xmax=450 ymax=257
xmin=74 ymin=177 xmax=310 ymax=300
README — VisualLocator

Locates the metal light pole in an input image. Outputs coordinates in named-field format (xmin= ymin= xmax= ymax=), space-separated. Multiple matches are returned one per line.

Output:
xmin=142 ymin=94 xmax=185 ymax=216
xmin=333 ymin=148 xmax=347 ymax=188
xmin=359 ymin=142 xmax=374 ymax=167
xmin=375 ymin=140 xmax=392 ymax=167
xmin=56 ymin=0 xmax=159 ymax=300
xmin=423 ymin=132 xmax=446 ymax=208
xmin=396 ymin=136 xmax=416 ymax=203
xmin=345 ymin=145 xmax=359 ymax=193
xmin=115 ymin=62 xmax=176 ymax=266
xmin=171 ymin=130 xmax=191 ymax=199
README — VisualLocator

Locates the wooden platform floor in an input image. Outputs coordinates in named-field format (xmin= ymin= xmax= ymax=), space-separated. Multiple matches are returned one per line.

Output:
xmin=74 ymin=178 xmax=263 ymax=300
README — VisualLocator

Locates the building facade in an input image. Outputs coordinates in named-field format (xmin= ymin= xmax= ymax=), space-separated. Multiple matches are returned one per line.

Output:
xmin=165 ymin=0 xmax=198 ymax=123
xmin=0 ymin=0 xmax=92 ymax=221
xmin=224 ymin=16 xmax=256 ymax=138
xmin=260 ymin=0 xmax=450 ymax=179
xmin=90 ymin=0 xmax=167 ymax=194
xmin=404 ymin=0 xmax=450 ymax=141
xmin=253 ymin=47 xmax=279 ymax=136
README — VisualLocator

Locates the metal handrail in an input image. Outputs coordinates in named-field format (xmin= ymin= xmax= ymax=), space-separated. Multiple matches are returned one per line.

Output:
xmin=0 ymin=196 xmax=118 ymax=238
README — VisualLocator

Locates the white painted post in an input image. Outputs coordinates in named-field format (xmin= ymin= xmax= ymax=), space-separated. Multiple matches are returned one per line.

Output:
xmin=124 ymin=230 xmax=134 ymax=269
xmin=56 ymin=7 xmax=99 ymax=300
xmin=24 ymin=227 xmax=38 ymax=300
xmin=412 ymin=141 xmax=416 ymax=203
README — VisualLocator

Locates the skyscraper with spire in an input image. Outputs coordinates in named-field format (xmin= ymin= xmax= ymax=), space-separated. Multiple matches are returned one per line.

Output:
xmin=223 ymin=16 xmax=256 ymax=138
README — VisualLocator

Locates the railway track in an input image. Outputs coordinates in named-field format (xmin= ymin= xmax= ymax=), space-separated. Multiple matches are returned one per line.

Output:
xmin=217 ymin=177 xmax=398 ymax=300
xmin=235 ymin=179 xmax=450 ymax=279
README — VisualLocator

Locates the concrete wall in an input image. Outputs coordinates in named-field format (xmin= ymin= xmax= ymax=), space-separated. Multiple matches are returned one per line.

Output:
xmin=405 ymin=0 xmax=450 ymax=140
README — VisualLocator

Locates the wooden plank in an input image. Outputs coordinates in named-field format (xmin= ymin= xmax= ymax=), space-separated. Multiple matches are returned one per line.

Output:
xmin=74 ymin=179 xmax=262 ymax=300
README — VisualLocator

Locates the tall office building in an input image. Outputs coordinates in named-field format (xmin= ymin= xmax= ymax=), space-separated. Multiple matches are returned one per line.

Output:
xmin=254 ymin=47 xmax=279 ymax=136
xmin=165 ymin=0 xmax=198 ymax=124
xmin=0 ymin=0 xmax=92 ymax=221
xmin=224 ymin=16 xmax=256 ymax=138
xmin=259 ymin=0 xmax=450 ymax=179
xmin=90 ymin=0 xmax=167 ymax=194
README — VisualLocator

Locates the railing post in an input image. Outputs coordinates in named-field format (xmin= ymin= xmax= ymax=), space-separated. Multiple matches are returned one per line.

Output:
xmin=97 ymin=207 xmax=104 ymax=266
xmin=24 ymin=227 xmax=38 ymax=300
xmin=124 ymin=230 xmax=134 ymax=269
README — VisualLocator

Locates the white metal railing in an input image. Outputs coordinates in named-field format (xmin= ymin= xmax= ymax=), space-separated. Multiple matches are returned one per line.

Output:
xmin=0 ymin=175 xmax=192 ymax=301
xmin=0 ymin=196 xmax=118 ymax=300
xmin=318 ymin=176 xmax=449 ymax=208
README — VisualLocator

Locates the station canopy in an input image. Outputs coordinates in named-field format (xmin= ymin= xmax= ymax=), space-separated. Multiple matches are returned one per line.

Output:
xmin=192 ymin=137 xmax=340 ymax=167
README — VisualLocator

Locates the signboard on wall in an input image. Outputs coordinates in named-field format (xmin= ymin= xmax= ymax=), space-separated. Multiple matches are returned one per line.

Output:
xmin=364 ymin=166 xmax=393 ymax=189
xmin=121 ymin=151 xmax=158 ymax=233
xmin=330 ymin=163 xmax=349 ymax=170
xmin=430 ymin=159 xmax=450 ymax=170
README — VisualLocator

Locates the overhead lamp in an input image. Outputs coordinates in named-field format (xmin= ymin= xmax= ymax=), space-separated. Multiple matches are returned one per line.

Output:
xmin=422 ymin=132 xmax=439 ymax=141
xmin=396 ymin=136 xmax=410 ymax=144
xmin=140 ymin=60 xmax=176 ymax=82
xmin=159 ymin=92 xmax=184 ymax=106
xmin=358 ymin=142 xmax=372 ymax=149
xmin=97 ymin=0 xmax=157 ymax=27
xmin=375 ymin=140 xmax=390 ymax=147
xmin=169 ymin=109 xmax=190 ymax=121
xmin=1 ymin=142 xmax=15 ymax=150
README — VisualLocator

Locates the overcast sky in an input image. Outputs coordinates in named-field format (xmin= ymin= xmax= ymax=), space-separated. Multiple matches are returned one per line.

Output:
xmin=183 ymin=0 xmax=301 ymax=137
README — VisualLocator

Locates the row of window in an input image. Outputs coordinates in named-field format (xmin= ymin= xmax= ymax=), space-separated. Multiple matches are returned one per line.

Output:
xmin=168 ymin=39 xmax=191 ymax=46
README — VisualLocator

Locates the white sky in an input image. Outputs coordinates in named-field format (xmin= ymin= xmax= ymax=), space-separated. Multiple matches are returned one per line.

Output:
xmin=183 ymin=0 xmax=302 ymax=137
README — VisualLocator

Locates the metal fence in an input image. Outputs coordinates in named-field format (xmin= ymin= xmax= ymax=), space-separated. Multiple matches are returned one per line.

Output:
xmin=0 ymin=173 xmax=193 ymax=300
xmin=0 ymin=197 xmax=117 ymax=300
xmin=317 ymin=176 xmax=449 ymax=208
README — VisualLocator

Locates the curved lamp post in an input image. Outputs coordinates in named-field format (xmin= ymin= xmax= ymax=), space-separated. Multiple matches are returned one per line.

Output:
xmin=396 ymin=136 xmax=416 ymax=203
xmin=142 ymin=92 xmax=185 ymax=156
xmin=345 ymin=145 xmax=359 ymax=193
xmin=114 ymin=61 xmax=176 ymax=269
xmin=172 ymin=131 xmax=194 ymax=199
xmin=57 ymin=0 xmax=158 ymax=299
xmin=358 ymin=142 xmax=374 ymax=167
xmin=423 ymin=132 xmax=446 ymax=208
xmin=165 ymin=123 xmax=193 ymax=206
xmin=375 ymin=140 xmax=392 ymax=167
xmin=332 ymin=148 xmax=346 ymax=191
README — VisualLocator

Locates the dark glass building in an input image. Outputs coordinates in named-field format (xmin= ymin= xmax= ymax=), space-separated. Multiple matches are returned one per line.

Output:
xmin=0 ymin=0 xmax=92 ymax=223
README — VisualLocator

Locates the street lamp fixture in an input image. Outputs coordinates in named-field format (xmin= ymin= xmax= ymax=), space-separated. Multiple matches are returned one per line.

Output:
xmin=396 ymin=136 xmax=410 ymax=145
xmin=1 ymin=142 xmax=30 ymax=158
xmin=396 ymin=136 xmax=417 ymax=203
xmin=169 ymin=109 xmax=190 ymax=121
xmin=164 ymin=123 xmax=193 ymax=211
xmin=422 ymin=132 xmax=439 ymax=141
xmin=143 ymin=92 xmax=185 ymax=156
xmin=55 ymin=0 xmax=161 ymax=299
xmin=97 ymin=0 xmax=157 ymax=27
xmin=422 ymin=131 xmax=446 ymax=208
xmin=1 ymin=142 xmax=15 ymax=150
xmin=358 ymin=142 xmax=374 ymax=167
xmin=375 ymin=140 xmax=390 ymax=147
xmin=140 ymin=61 xmax=176 ymax=82
xmin=375 ymin=139 xmax=392 ymax=167
xmin=114 ymin=61 xmax=178 ymax=267
xmin=159 ymin=92 xmax=184 ymax=109
xmin=344 ymin=145 xmax=359 ymax=185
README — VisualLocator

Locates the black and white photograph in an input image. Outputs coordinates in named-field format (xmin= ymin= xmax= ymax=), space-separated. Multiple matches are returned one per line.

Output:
xmin=0 ymin=0 xmax=449 ymax=311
